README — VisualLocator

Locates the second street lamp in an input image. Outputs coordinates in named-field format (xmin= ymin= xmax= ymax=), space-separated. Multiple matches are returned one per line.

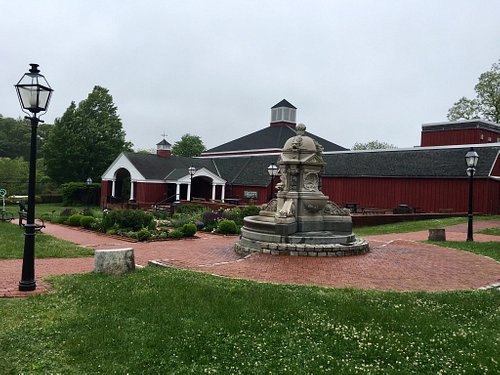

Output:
xmin=188 ymin=166 xmax=196 ymax=201
xmin=267 ymin=163 xmax=279 ymax=201
xmin=15 ymin=64 xmax=53 ymax=291
xmin=465 ymin=147 xmax=479 ymax=242
xmin=86 ymin=177 xmax=93 ymax=210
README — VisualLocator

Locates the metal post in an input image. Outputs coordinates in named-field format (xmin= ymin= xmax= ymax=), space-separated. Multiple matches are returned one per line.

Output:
xmin=466 ymin=169 xmax=474 ymax=242
xmin=19 ymin=116 xmax=39 ymax=291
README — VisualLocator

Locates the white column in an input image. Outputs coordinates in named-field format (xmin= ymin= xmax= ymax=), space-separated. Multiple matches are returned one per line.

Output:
xmin=211 ymin=183 xmax=216 ymax=201
xmin=111 ymin=179 xmax=116 ymax=196
xmin=129 ymin=180 xmax=135 ymax=201
xmin=175 ymin=183 xmax=180 ymax=201
xmin=187 ymin=183 xmax=192 ymax=201
xmin=221 ymin=184 xmax=225 ymax=202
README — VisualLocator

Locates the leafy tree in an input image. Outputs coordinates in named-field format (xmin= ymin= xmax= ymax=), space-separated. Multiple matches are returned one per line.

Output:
xmin=0 ymin=115 xmax=52 ymax=160
xmin=448 ymin=60 xmax=500 ymax=123
xmin=171 ymin=134 xmax=206 ymax=157
xmin=0 ymin=157 xmax=54 ymax=195
xmin=43 ymin=86 xmax=133 ymax=184
xmin=352 ymin=140 xmax=397 ymax=150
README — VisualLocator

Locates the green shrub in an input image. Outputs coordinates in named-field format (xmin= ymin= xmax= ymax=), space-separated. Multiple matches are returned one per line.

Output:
xmin=136 ymin=228 xmax=152 ymax=241
xmin=169 ymin=228 xmax=184 ymax=239
xmin=174 ymin=203 xmax=206 ymax=215
xmin=217 ymin=219 xmax=239 ymax=234
xmin=61 ymin=182 xmax=100 ymax=205
xmin=80 ymin=216 xmax=95 ymax=229
xmin=181 ymin=223 xmax=197 ymax=237
xmin=39 ymin=213 xmax=52 ymax=222
xmin=171 ymin=214 xmax=191 ymax=228
xmin=102 ymin=209 xmax=154 ymax=231
xmin=51 ymin=216 xmax=67 ymax=225
xmin=91 ymin=218 xmax=104 ymax=232
xmin=60 ymin=208 xmax=76 ymax=217
xmin=242 ymin=205 xmax=261 ymax=217
xmin=67 ymin=214 xmax=84 ymax=226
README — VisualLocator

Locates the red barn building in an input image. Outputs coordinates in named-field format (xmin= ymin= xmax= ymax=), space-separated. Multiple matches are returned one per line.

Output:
xmin=101 ymin=101 xmax=500 ymax=214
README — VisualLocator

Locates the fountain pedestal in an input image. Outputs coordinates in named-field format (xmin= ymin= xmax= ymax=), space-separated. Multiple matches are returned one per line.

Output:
xmin=235 ymin=124 xmax=369 ymax=257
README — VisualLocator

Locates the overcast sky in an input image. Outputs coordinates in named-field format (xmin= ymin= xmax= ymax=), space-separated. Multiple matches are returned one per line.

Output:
xmin=1 ymin=0 xmax=499 ymax=151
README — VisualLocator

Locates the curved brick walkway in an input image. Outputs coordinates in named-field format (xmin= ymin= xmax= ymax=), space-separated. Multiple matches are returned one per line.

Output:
xmin=1 ymin=221 xmax=499 ymax=297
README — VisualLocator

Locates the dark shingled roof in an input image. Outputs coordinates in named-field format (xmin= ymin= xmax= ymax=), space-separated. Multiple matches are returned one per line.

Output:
xmin=422 ymin=120 xmax=500 ymax=134
xmin=125 ymin=153 xmax=216 ymax=180
xmin=271 ymin=99 xmax=297 ymax=109
xmin=323 ymin=146 xmax=500 ymax=178
xmin=203 ymin=126 xmax=347 ymax=154
xmin=213 ymin=155 xmax=281 ymax=186
xmin=121 ymin=145 xmax=499 ymax=188
xmin=156 ymin=139 xmax=171 ymax=146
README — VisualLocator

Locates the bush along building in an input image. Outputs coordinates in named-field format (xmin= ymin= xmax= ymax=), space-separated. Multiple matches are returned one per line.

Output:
xmin=101 ymin=100 xmax=500 ymax=214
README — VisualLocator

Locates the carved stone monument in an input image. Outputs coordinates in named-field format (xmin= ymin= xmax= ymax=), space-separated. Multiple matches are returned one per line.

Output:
xmin=235 ymin=124 xmax=369 ymax=256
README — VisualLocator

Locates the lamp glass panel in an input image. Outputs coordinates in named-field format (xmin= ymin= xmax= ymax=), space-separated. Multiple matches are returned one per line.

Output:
xmin=465 ymin=151 xmax=479 ymax=168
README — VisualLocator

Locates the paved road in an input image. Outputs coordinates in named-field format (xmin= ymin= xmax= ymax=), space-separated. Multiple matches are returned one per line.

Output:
xmin=1 ymin=221 xmax=499 ymax=298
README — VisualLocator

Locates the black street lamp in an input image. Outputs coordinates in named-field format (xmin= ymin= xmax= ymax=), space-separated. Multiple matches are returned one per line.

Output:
xmin=465 ymin=147 xmax=479 ymax=242
xmin=188 ymin=166 xmax=196 ymax=201
xmin=86 ymin=177 xmax=93 ymax=210
xmin=267 ymin=163 xmax=279 ymax=201
xmin=15 ymin=64 xmax=53 ymax=291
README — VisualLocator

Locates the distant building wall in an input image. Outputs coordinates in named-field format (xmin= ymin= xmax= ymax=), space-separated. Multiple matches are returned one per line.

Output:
xmin=421 ymin=128 xmax=500 ymax=146
xmin=321 ymin=176 xmax=500 ymax=214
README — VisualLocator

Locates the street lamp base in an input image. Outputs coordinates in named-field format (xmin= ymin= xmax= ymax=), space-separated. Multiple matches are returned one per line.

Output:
xmin=19 ymin=280 xmax=36 ymax=291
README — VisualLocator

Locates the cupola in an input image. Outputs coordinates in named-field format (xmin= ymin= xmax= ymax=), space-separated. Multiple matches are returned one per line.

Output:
xmin=156 ymin=138 xmax=171 ymax=157
xmin=270 ymin=99 xmax=297 ymax=127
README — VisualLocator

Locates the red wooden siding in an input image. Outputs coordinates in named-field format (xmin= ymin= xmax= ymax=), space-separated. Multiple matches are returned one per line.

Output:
xmin=228 ymin=185 xmax=270 ymax=205
xmin=135 ymin=182 xmax=168 ymax=205
xmin=491 ymin=154 xmax=500 ymax=177
xmin=421 ymin=129 xmax=500 ymax=147
xmin=322 ymin=177 xmax=500 ymax=214
xmin=100 ymin=180 xmax=111 ymax=206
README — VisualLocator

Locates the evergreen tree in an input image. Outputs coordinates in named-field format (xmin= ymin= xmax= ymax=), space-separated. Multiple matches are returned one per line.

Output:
xmin=171 ymin=134 xmax=206 ymax=157
xmin=448 ymin=60 xmax=500 ymax=123
xmin=43 ymin=86 xmax=132 ymax=183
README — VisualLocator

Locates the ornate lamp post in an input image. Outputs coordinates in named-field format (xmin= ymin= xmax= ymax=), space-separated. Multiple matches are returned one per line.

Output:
xmin=86 ymin=177 xmax=93 ymax=209
xmin=465 ymin=147 xmax=479 ymax=242
xmin=188 ymin=166 xmax=196 ymax=201
xmin=267 ymin=163 xmax=279 ymax=201
xmin=15 ymin=64 xmax=53 ymax=291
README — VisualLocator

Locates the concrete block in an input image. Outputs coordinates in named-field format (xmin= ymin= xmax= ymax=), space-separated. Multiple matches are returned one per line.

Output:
xmin=428 ymin=228 xmax=446 ymax=241
xmin=94 ymin=248 xmax=135 ymax=275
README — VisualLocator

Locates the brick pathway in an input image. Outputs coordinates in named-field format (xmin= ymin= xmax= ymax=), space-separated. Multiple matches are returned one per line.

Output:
xmin=1 ymin=221 xmax=499 ymax=297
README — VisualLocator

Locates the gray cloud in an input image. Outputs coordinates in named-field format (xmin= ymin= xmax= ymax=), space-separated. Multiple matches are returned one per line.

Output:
xmin=1 ymin=0 xmax=499 ymax=151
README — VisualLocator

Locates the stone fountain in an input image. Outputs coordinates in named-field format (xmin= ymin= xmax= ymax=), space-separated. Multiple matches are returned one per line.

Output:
xmin=235 ymin=124 xmax=369 ymax=256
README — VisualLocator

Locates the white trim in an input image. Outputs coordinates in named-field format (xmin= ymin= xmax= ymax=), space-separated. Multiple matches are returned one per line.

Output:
xmin=489 ymin=150 xmax=500 ymax=177
xmin=101 ymin=153 xmax=146 ymax=181
xmin=199 ymin=149 xmax=282 ymax=158
xmin=323 ymin=142 xmax=500 ymax=155
xmin=165 ymin=167 xmax=226 ymax=185
xmin=422 ymin=119 xmax=500 ymax=128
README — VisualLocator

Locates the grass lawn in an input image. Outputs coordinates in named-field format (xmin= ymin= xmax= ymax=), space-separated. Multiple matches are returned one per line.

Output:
xmin=0 ymin=222 xmax=93 ymax=259
xmin=478 ymin=227 xmax=500 ymax=236
xmin=0 ymin=267 xmax=499 ymax=374
xmin=355 ymin=215 xmax=500 ymax=236
xmin=427 ymin=241 xmax=500 ymax=262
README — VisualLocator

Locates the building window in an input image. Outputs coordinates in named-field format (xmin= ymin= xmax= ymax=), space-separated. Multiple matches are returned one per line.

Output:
xmin=488 ymin=137 xmax=492 ymax=143
xmin=271 ymin=106 xmax=297 ymax=123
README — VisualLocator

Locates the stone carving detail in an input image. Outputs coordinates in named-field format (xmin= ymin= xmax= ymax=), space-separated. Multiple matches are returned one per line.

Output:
xmin=291 ymin=136 xmax=303 ymax=152
xmin=261 ymin=198 xmax=277 ymax=212
xmin=278 ymin=200 xmax=296 ymax=218
xmin=303 ymin=172 xmax=319 ymax=192
xmin=323 ymin=201 xmax=350 ymax=216
xmin=314 ymin=140 xmax=324 ymax=155
xmin=304 ymin=201 xmax=324 ymax=213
